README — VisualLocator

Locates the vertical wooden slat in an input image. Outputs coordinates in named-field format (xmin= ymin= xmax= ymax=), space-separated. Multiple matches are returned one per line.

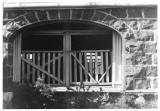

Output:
xmin=47 ymin=53 xmax=51 ymax=84
xmin=89 ymin=52 xmax=93 ymax=82
xmin=37 ymin=53 xmax=41 ymax=78
xmin=52 ymin=53 xmax=55 ymax=84
xmin=32 ymin=53 xmax=36 ymax=83
xmin=74 ymin=53 xmax=77 ymax=82
xmin=95 ymin=52 xmax=98 ymax=82
xmin=79 ymin=53 xmax=82 ymax=82
xmin=84 ymin=53 xmax=88 ymax=82
xmin=26 ymin=53 xmax=30 ymax=82
xmin=101 ymin=52 xmax=104 ymax=82
xmin=105 ymin=52 xmax=109 ymax=83
xmin=70 ymin=53 xmax=72 ymax=83
xmin=42 ymin=53 xmax=45 ymax=80
xmin=58 ymin=53 xmax=61 ymax=84
xmin=21 ymin=54 xmax=25 ymax=83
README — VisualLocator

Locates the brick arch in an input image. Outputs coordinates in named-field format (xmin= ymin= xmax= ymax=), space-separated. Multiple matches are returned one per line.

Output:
xmin=3 ymin=9 xmax=135 ymax=41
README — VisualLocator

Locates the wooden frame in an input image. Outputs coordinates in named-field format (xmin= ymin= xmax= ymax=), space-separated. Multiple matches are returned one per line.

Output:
xmin=14 ymin=26 xmax=123 ymax=90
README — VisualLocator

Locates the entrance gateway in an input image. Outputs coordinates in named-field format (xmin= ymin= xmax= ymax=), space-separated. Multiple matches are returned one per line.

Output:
xmin=13 ymin=21 xmax=122 ymax=89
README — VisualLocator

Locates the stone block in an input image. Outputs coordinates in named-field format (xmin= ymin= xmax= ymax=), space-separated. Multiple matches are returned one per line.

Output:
xmin=134 ymin=67 xmax=147 ymax=78
xmin=101 ymin=9 xmax=111 ymax=14
xmin=125 ymin=66 xmax=142 ymax=76
xmin=14 ymin=16 xmax=29 ymax=27
xmin=59 ymin=9 xmax=70 ymax=19
xmin=72 ymin=9 xmax=83 ymax=19
xmin=145 ymin=43 xmax=157 ymax=53
xmin=143 ymin=94 xmax=157 ymax=101
xmin=25 ymin=12 xmax=38 ymax=23
xmin=135 ymin=31 xmax=154 ymax=41
xmin=81 ymin=9 xmax=94 ymax=20
xmin=125 ymin=76 xmax=134 ymax=90
xmin=103 ymin=15 xmax=117 ymax=26
xmin=153 ymin=54 xmax=157 ymax=64
xmin=5 ymin=10 xmax=26 ymax=19
xmin=146 ymin=66 xmax=157 ymax=77
xmin=37 ymin=10 xmax=48 ymax=21
xmin=134 ymin=78 xmax=150 ymax=89
xmin=128 ymin=8 xmax=142 ymax=18
xmin=140 ymin=20 xmax=157 ymax=30
xmin=124 ymin=30 xmax=135 ymax=40
xmin=47 ymin=10 xmax=59 ymax=20
xmin=131 ymin=52 xmax=152 ymax=65
xmin=5 ymin=21 xmax=20 ymax=32
xmin=3 ymin=30 xmax=12 ymax=39
xmin=153 ymin=79 xmax=157 ymax=89
xmin=92 ymin=11 xmax=106 ymax=22
xmin=126 ymin=20 xmax=139 ymax=30
xmin=117 ymin=23 xmax=128 ymax=32
xmin=144 ymin=7 xmax=157 ymax=18
xmin=125 ymin=42 xmax=138 ymax=53
xmin=111 ymin=8 xmax=127 ymax=18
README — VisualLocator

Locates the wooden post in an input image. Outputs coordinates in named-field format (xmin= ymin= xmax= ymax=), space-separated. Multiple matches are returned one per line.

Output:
xmin=13 ymin=32 xmax=21 ymax=82
xmin=105 ymin=52 xmax=109 ymax=83
xmin=112 ymin=32 xmax=122 ymax=86
xmin=57 ymin=53 xmax=61 ymax=84
xmin=89 ymin=52 xmax=93 ymax=82
xmin=112 ymin=32 xmax=116 ymax=86
xmin=95 ymin=52 xmax=98 ymax=82
xmin=84 ymin=53 xmax=88 ymax=82
xmin=63 ymin=32 xmax=71 ymax=87
xmin=74 ymin=53 xmax=77 ymax=82
xmin=32 ymin=53 xmax=36 ymax=83
xmin=52 ymin=53 xmax=55 ymax=83
xmin=47 ymin=52 xmax=51 ymax=84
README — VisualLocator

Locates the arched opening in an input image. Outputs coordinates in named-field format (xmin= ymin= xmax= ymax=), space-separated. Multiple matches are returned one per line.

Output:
xmin=12 ymin=20 xmax=122 ymax=90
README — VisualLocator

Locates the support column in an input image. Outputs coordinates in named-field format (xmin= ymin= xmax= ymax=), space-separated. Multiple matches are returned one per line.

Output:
xmin=13 ymin=32 xmax=22 ymax=82
xmin=63 ymin=32 xmax=71 ymax=87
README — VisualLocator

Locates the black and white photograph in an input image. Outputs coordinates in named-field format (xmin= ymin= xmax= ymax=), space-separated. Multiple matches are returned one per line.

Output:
xmin=2 ymin=0 xmax=159 ymax=109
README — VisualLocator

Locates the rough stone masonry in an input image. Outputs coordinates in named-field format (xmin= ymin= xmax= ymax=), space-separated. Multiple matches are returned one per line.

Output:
xmin=3 ymin=6 xmax=158 ymax=106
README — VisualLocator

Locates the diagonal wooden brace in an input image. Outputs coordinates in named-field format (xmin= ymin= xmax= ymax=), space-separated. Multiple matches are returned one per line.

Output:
xmin=98 ymin=64 xmax=112 ymax=83
xmin=21 ymin=58 xmax=64 ymax=84
xmin=71 ymin=53 xmax=98 ymax=83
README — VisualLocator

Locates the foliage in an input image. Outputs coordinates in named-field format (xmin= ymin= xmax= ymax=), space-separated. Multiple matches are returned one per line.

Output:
xmin=34 ymin=77 xmax=55 ymax=102
xmin=4 ymin=77 xmax=157 ymax=109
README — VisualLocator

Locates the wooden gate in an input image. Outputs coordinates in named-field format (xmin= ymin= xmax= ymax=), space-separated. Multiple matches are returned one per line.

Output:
xmin=70 ymin=50 xmax=112 ymax=86
xmin=21 ymin=51 xmax=64 ymax=85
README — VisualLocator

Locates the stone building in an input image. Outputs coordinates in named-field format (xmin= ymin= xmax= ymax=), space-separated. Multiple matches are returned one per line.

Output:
xmin=3 ymin=2 xmax=158 ymax=108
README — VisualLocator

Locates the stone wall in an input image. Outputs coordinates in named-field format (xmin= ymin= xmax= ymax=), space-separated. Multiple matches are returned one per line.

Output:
xmin=3 ymin=6 xmax=157 ymax=91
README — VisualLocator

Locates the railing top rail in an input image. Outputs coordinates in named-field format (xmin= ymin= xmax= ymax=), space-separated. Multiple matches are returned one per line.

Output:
xmin=71 ymin=50 xmax=112 ymax=52
xmin=22 ymin=50 xmax=112 ymax=53
xmin=22 ymin=50 xmax=64 ymax=53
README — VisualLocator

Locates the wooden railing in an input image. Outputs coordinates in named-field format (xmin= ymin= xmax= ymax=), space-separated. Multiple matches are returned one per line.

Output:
xmin=21 ymin=50 xmax=112 ymax=86
xmin=21 ymin=51 xmax=64 ymax=84
xmin=70 ymin=50 xmax=112 ymax=85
